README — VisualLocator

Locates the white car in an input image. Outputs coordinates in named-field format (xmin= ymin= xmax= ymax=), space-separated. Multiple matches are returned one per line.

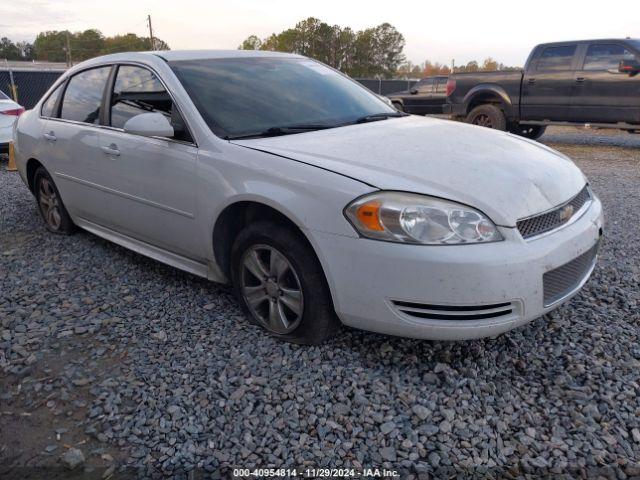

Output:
xmin=0 ymin=89 xmax=24 ymax=153
xmin=13 ymin=51 xmax=604 ymax=344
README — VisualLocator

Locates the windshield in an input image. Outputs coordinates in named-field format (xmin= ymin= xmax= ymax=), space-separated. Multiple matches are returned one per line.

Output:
xmin=170 ymin=57 xmax=396 ymax=138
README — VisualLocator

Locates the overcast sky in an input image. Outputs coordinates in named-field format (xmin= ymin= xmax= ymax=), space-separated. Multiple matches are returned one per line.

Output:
xmin=2 ymin=0 xmax=638 ymax=66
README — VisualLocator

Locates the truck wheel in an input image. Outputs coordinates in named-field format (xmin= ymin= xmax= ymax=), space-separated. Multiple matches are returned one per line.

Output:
xmin=392 ymin=101 xmax=404 ymax=112
xmin=465 ymin=105 xmax=507 ymax=131
xmin=510 ymin=124 xmax=547 ymax=140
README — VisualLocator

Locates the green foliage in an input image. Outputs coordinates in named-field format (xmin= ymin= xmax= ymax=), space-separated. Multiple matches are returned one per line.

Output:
xmin=0 ymin=37 xmax=23 ymax=60
xmin=31 ymin=30 xmax=170 ymax=62
xmin=239 ymin=17 xmax=406 ymax=78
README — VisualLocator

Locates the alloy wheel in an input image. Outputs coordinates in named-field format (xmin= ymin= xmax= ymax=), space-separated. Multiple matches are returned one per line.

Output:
xmin=38 ymin=177 xmax=62 ymax=230
xmin=240 ymin=245 xmax=304 ymax=334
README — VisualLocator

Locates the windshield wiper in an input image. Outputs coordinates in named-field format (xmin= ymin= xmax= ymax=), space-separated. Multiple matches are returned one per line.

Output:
xmin=225 ymin=124 xmax=333 ymax=140
xmin=354 ymin=112 xmax=409 ymax=124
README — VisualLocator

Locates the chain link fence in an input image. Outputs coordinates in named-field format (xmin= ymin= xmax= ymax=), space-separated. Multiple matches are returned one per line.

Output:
xmin=0 ymin=68 xmax=418 ymax=110
xmin=0 ymin=70 xmax=64 ymax=109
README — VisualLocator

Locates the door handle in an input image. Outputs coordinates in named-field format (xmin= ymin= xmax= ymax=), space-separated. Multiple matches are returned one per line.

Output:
xmin=575 ymin=77 xmax=585 ymax=83
xmin=43 ymin=132 xmax=57 ymax=141
xmin=101 ymin=145 xmax=120 ymax=156
xmin=527 ymin=78 xmax=536 ymax=84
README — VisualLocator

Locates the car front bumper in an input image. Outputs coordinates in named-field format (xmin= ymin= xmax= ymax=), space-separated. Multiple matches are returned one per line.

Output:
xmin=312 ymin=196 xmax=604 ymax=341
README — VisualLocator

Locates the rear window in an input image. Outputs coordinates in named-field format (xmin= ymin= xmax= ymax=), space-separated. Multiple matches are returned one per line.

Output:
xmin=0 ymin=90 xmax=9 ymax=100
xmin=60 ymin=67 xmax=111 ymax=124
xmin=537 ymin=45 xmax=576 ymax=71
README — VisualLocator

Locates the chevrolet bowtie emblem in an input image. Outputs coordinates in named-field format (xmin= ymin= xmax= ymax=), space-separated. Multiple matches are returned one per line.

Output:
xmin=559 ymin=204 xmax=575 ymax=222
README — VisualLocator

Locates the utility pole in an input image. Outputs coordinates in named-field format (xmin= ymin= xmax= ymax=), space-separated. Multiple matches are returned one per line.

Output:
xmin=147 ymin=15 xmax=155 ymax=51
xmin=65 ymin=31 xmax=72 ymax=67
xmin=451 ymin=59 xmax=455 ymax=72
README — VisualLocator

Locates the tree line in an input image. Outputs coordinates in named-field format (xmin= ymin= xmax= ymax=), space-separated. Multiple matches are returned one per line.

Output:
xmin=397 ymin=58 xmax=520 ymax=77
xmin=1 ymin=20 xmax=519 ymax=78
xmin=0 ymin=30 xmax=169 ymax=64
xmin=239 ymin=17 xmax=406 ymax=79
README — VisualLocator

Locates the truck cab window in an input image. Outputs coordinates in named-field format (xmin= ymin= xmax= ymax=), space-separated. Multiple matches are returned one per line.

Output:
xmin=537 ymin=46 xmax=576 ymax=71
xmin=583 ymin=44 xmax=636 ymax=70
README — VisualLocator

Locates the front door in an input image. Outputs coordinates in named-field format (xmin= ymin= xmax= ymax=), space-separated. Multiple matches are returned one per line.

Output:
xmin=403 ymin=78 xmax=434 ymax=114
xmin=97 ymin=64 xmax=201 ymax=259
xmin=521 ymin=44 xmax=578 ymax=121
xmin=570 ymin=43 xmax=640 ymax=124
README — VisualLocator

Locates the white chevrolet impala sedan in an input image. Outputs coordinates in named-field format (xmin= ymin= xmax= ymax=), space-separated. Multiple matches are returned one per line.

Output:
xmin=13 ymin=51 xmax=604 ymax=344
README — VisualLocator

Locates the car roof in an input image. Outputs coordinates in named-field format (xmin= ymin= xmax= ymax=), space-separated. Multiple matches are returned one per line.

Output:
xmin=537 ymin=38 xmax=640 ymax=48
xmin=154 ymin=50 xmax=305 ymax=61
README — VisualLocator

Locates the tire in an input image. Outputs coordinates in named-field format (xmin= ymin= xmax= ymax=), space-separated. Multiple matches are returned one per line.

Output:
xmin=34 ymin=166 xmax=75 ymax=234
xmin=392 ymin=101 xmax=404 ymax=112
xmin=465 ymin=104 xmax=507 ymax=131
xmin=510 ymin=124 xmax=547 ymax=140
xmin=230 ymin=221 xmax=340 ymax=344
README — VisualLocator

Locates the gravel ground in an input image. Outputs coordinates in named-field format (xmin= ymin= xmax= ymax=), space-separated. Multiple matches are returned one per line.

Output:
xmin=1 ymin=126 xmax=639 ymax=479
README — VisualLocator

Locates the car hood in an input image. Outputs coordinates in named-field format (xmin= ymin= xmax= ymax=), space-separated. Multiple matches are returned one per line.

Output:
xmin=232 ymin=116 xmax=586 ymax=226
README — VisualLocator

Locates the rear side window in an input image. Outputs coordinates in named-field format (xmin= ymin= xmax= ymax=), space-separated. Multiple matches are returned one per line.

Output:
xmin=41 ymin=83 xmax=64 ymax=117
xmin=583 ymin=44 xmax=636 ymax=70
xmin=110 ymin=65 xmax=192 ymax=142
xmin=0 ymin=90 xmax=9 ymax=100
xmin=60 ymin=67 xmax=111 ymax=124
xmin=537 ymin=45 xmax=577 ymax=71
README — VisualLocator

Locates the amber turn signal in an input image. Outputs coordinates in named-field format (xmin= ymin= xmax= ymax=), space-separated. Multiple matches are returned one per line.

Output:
xmin=356 ymin=202 xmax=384 ymax=231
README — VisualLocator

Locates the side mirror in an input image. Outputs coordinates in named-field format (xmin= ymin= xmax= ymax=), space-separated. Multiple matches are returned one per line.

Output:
xmin=619 ymin=59 xmax=640 ymax=75
xmin=410 ymin=89 xmax=418 ymax=94
xmin=123 ymin=112 xmax=174 ymax=138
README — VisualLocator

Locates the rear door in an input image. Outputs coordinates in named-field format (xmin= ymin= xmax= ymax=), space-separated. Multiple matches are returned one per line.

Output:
xmin=97 ymin=64 xmax=201 ymax=258
xmin=403 ymin=79 xmax=434 ymax=114
xmin=570 ymin=43 xmax=640 ymax=124
xmin=42 ymin=66 xmax=115 ymax=226
xmin=521 ymin=44 xmax=579 ymax=121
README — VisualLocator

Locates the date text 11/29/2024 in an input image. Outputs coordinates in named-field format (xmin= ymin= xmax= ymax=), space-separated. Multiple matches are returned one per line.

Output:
xmin=232 ymin=468 xmax=400 ymax=477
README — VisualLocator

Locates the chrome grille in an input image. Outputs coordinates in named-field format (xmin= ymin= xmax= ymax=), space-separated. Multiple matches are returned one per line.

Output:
xmin=391 ymin=300 xmax=517 ymax=321
xmin=517 ymin=185 xmax=591 ymax=240
xmin=543 ymin=243 xmax=598 ymax=307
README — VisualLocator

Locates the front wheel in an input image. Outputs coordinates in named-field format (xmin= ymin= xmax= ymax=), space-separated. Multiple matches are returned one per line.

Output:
xmin=510 ymin=124 xmax=547 ymax=140
xmin=392 ymin=101 xmax=404 ymax=112
xmin=230 ymin=221 xmax=340 ymax=344
xmin=465 ymin=104 xmax=507 ymax=131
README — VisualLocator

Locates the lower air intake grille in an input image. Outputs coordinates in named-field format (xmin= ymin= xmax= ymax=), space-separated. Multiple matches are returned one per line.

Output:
xmin=543 ymin=243 xmax=598 ymax=307
xmin=391 ymin=300 xmax=515 ymax=321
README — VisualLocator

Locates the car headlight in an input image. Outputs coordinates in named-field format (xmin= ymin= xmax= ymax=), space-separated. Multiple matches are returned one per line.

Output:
xmin=344 ymin=192 xmax=503 ymax=245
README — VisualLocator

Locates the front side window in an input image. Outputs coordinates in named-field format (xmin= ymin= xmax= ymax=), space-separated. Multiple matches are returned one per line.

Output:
xmin=170 ymin=57 xmax=395 ymax=138
xmin=60 ymin=67 xmax=111 ymax=124
xmin=583 ymin=44 xmax=636 ymax=70
xmin=537 ymin=45 xmax=577 ymax=71
xmin=435 ymin=78 xmax=447 ymax=93
xmin=110 ymin=65 xmax=192 ymax=142
xmin=41 ymin=83 xmax=64 ymax=117
xmin=416 ymin=79 xmax=434 ymax=93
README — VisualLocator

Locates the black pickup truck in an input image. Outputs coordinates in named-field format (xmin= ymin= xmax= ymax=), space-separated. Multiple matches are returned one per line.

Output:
xmin=444 ymin=38 xmax=640 ymax=139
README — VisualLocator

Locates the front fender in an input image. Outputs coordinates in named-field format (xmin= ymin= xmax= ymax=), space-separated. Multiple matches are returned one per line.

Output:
xmin=195 ymin=143 xmax=375 ymax=262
